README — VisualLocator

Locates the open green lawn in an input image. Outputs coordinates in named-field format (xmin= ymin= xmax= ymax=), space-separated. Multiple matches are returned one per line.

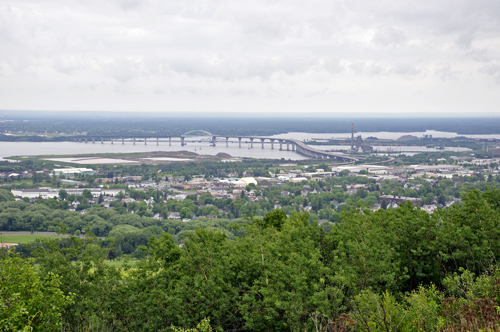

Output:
xmin=0 ymin=234 xmax=69 ymax=244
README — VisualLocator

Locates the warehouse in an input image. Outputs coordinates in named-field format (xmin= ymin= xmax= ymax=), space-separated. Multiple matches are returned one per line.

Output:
xmin=51 ymin=168 xmax=95 ymax=177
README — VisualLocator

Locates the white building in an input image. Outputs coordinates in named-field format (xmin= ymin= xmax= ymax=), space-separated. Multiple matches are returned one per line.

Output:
xmin=11 ymin=188 xmax=124 ymax=199
xmin=51 ymin=168 xmax=95 ymax=177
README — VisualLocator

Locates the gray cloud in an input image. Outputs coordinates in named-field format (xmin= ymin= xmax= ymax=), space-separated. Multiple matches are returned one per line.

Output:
xmin=0 ymin=0 xmax=499 ymax=113
xmin=372 ymin=26 xmax=407 ymax=47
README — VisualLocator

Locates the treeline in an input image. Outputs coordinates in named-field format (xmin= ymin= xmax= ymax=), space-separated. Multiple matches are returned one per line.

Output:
xmin=3 ymin=170 xmax=500 ymax=239
xmin=4 ymin=116 xmax=500 ymax=138
xmin=4 ymin=189 xmax=500 ymax=330
xmin=0 ymin=199 xmax=247 ymax=250
xmin=396 ymin=151 xmax=493 ymax=165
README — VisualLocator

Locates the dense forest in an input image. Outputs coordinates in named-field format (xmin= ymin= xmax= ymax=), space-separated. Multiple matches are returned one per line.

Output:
xmin=4 ymin=188 xmax=500 ymax=331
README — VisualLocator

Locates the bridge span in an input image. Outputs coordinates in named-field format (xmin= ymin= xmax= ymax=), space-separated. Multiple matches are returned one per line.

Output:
xmin=70 ymin=134 xmax=358 ymax=162
xmin=211 ymin=136 xmax=358 ymax=162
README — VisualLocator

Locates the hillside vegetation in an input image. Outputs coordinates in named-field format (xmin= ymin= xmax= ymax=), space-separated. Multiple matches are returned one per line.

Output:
xmin=3 ymin=188 xmax=500 ymax=331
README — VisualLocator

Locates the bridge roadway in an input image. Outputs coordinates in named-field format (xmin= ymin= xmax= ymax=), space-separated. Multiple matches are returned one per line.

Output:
xmin=70 ymin=135 xmax=358 ymax=162
xmin=212 ymin=136 xmax=358 ymax=162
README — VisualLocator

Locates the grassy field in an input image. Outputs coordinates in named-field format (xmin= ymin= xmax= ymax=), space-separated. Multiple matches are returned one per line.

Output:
xmin=20 ymin=151 xmax=200 ymax=160
xmin=0 ymin=234 xmax=69 ymax=244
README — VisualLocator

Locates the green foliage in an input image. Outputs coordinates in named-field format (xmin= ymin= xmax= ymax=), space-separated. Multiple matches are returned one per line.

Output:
xmin=171 ymin=318 xmax=213 ymax=332
xmin=0 ymin=189 xmax=14 ymax=202
xmin=33 ymin=235 xmax=123 ymax=330
xmin=7 ymin=187 xmax=500 ymax=330
xmin=108 ymin=224 xmax=140 ymax=238
xmin=0 ymin=252 xmax=74 ymax=331
xmin=352 ymin=286 xmax=443 ymax=332
xmin=254 ymin=209 xmax=288 ymax=230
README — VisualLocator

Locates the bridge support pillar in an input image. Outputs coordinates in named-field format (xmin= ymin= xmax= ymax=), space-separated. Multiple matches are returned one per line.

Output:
xmin=260 ymin=138 xmax=265 ymax=148
xmin=226 ymin=137 xmax=229 ymax=147
xmin=286 ymin=143 xmax=289 ymax=151
xmin=122 ymin=138 xmax=124 ymax=145
xmin=279 ymin=140 xmax=283 ymax=150
xmin=292 ymin=144 xmax=295 ymax=151
xmin=250 ymin=138 xmax=254 ymax=148
xmin=92 ymin=137 xmax=95 ymax=144
xmin=133 ymin=137 xmax=136 ymax=145
xmin=111 ymin=138 xmax=113 ymax=144
xmin=157 ymin=137 xmax=159 ymax=145
xmin=169 ymin=137 xmax=171 ymax=146
xmin=181 ymin=137 xmax=185 ymax=146
xmin=101 ymin=137 xmax=103 ymax=144
xmin=238 ymin=137 xmax=242 ymax=147
xmin=212 ymin=136 xmax=216 ymax=147
xmin=144 ymin=137 xmax=147 ymax=145
xmin=84 ymin=138 xmax=88 ymax=143
xmin=270 ymin=139 xmax=274 ymax=149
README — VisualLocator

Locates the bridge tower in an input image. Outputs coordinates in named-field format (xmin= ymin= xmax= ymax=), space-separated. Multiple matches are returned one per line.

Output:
xmin=351 ymin=123 xmax=354 ymax=151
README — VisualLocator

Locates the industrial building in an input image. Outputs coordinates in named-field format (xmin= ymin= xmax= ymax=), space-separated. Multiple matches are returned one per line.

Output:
xmin=11 ymin=188 xmax=124 ymax=199
xmin=51 ymin=168 xmax=95 ymax=177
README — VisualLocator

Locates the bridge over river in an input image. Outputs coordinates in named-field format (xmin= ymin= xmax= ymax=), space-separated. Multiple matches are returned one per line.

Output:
xmin=70 ymin=131 xmax=358 ymax=162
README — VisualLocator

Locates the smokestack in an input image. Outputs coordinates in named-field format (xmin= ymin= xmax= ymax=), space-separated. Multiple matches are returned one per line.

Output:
xmin=351 ymin=123 xmax=354 ymax=150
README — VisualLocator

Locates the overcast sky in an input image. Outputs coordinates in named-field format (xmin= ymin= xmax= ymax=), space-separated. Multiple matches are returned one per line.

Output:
xmin=1 ymin=0 xmax=499 ymax=115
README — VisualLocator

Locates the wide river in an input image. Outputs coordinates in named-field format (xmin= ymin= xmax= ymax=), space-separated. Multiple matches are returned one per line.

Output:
xmin=0 ymin=130 xmax=478 ymax=161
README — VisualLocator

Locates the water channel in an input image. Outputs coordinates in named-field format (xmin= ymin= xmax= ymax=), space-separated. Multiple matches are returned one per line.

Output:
xmin=0 ymin=130 xmax=479 ymax=161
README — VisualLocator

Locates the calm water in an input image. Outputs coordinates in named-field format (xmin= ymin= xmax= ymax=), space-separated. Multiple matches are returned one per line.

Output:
xmin=0 ymin=130 xmax=478 ymax=161
xmin=0 ymin=140 xmax=309 ymax=161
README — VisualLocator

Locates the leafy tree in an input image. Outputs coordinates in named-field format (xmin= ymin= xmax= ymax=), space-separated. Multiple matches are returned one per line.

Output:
xmin=255 ymin=209 xmax=287 ymax=231
xmin=58 ymin=189 xmax=68 ymax=201
xmin=33 ymin=235 xmax=122 ymax=329
xmin=0 ymin=252 xmax=74 ymax=331
xmin=117 ymin=191 xmax=126 ymax=200
xmin=180 ymin=207 xmax=192 ymax=219
xmin=339 ymin=170 xmax=350 ymax=177
xmin=0 ymin=189 xmax=14 ymax=202
xmin=82 ymin=189 xmax=93 ymax=200
xmin=171 ymin=318 xmax=213 ymax=332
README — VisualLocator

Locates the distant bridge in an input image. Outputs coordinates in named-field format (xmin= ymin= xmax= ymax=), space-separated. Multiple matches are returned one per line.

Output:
xmin=181 ymin=130 xmax=214 ymax=137
xmin=69 ymin=131 xmax=358 ymax=162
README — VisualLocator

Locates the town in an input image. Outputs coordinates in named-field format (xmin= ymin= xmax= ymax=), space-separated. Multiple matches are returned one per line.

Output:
xmin=2 ymin=151 xmax=499 ymax=238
